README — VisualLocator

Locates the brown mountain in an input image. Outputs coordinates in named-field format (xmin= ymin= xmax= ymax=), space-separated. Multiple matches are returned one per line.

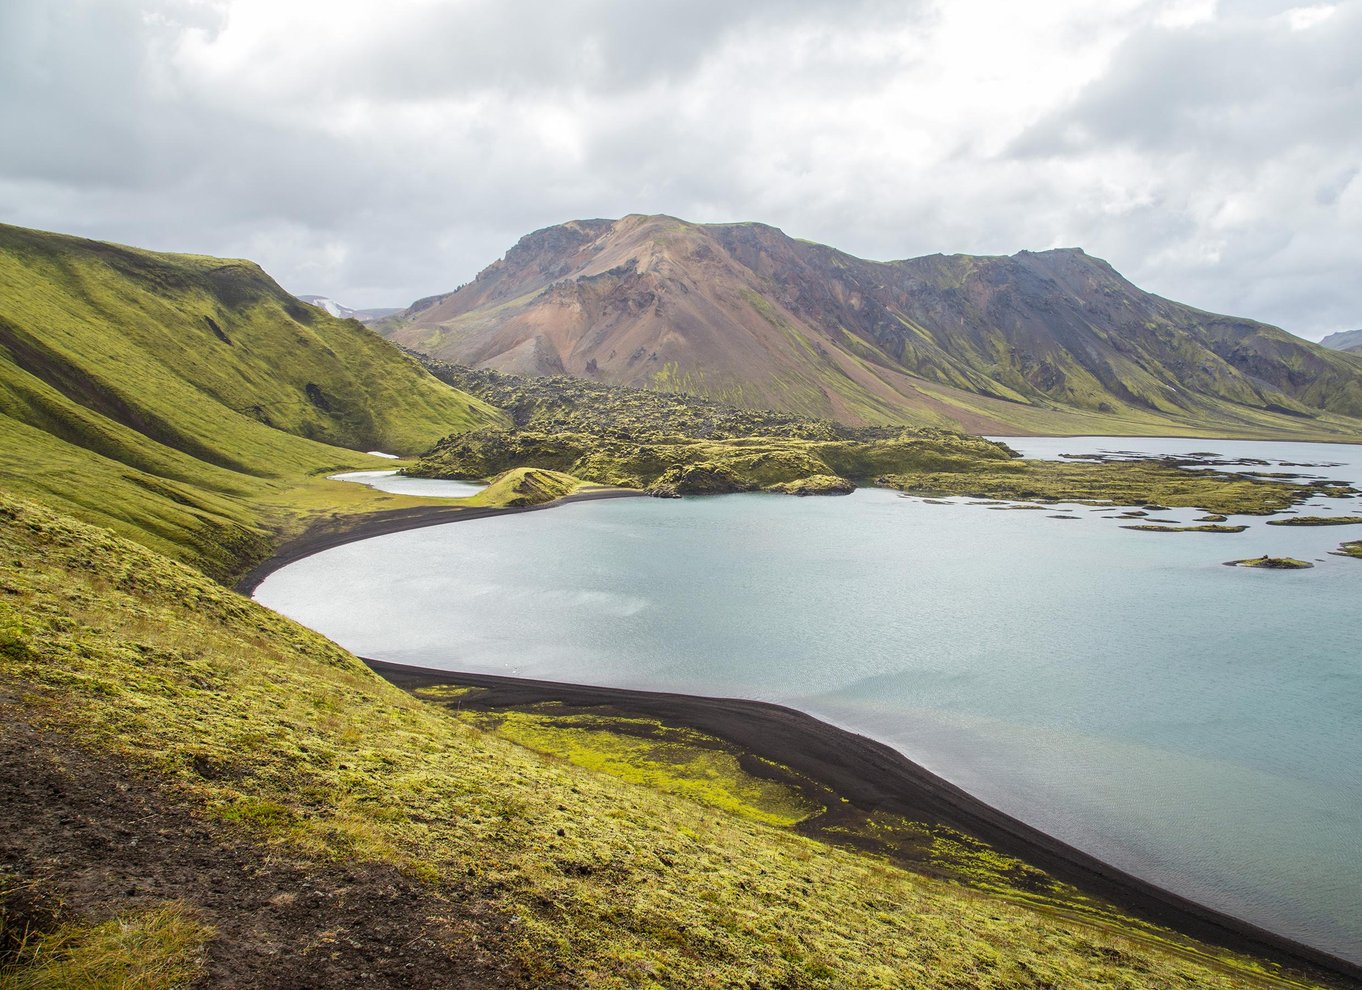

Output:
xmin=380 ymin=215 xmax=1362 ymax=438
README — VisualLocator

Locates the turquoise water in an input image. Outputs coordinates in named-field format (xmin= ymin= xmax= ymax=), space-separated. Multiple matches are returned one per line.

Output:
xmin=260 ymin=438 xmax=1362 ymax=962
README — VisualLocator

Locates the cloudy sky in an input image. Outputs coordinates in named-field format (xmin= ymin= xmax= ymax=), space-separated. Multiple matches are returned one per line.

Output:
xmin=2 ymin=0 xmax=1358 ymax=338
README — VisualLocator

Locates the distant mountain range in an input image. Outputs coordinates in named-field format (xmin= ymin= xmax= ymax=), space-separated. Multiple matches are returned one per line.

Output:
xmin=296 ymin=294 xmax=401 ymax=323
xmin=378 ymin=215 xmax=1362 ymax=439
xmin=1320 ymin=328 xmax=1362 ymax=353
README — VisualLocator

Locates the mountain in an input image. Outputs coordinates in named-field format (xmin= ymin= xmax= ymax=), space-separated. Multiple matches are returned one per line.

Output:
xmin=380 ymin=215 xmax=1362 ymax=439
xmin=296 ymin=293 xmax=401 ymax=323
xmin=1320 ymin=328 xmax=1362 ymax=353
xmin=0 ymin=223 xmax=503 ymax=578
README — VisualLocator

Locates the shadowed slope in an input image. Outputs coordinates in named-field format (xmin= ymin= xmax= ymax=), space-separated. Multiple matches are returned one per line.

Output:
xmin=0 ymin=223 xmax=504 ymax=578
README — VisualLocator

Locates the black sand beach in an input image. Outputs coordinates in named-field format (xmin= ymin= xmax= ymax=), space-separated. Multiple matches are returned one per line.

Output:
xmin=241 ymin=492 xmax=1362 ymax=987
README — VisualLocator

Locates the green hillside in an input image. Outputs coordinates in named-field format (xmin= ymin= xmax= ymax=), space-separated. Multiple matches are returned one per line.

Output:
xmin=0 ymin=223 xmax=505 ymax=579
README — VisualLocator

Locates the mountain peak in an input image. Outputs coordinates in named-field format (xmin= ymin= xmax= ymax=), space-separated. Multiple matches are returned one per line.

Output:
xmin=379 ymin=217 xmax=1362 ymax=436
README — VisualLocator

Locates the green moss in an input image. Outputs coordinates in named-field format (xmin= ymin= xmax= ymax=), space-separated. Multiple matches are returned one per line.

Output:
xmin=0 ymin=493 xmax=1321 ymax=988
xmin=467 ymin=708 xmax=820 ymax=828
xmin=880 ymin=459 xmax=1346 ymax=516
xmin=461 ymin=467 xmax=587 ymax=507
xmin=407 ymin=428 xmax=1012 ymax=498
xmin=766 ymin=474 xmax=856 ymax=496
xmin=1224 ymin=556 xmax=1314 ymax=569
xmin=0 ymin=223 xmax=505 ymax=580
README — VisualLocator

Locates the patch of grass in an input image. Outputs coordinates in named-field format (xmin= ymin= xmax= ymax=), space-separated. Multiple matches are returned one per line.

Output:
xmin=1331 ymin=540 xmax=1362 ymax=559
xmin=460 ymin=467 xmax=589 ymax=507
xmin=1265 ymin=516 xmax=1362 ymax=527
xmin=0 ymin=902 xmax=209 ymax=990
xmin=0 ymin=493 xmax=1327 ymax=988
xmin=462 ymin=708 xmax=821 ymax=828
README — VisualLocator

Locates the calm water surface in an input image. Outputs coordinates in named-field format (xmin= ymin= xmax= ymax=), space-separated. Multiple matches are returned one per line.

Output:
xmin=263 ymin=438 xmax=1362 ymax=961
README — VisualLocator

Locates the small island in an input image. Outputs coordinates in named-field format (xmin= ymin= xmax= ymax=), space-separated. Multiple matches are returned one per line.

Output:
xmin=1122 ymin=523 xmax=1248 ymax=533
xmin=1265 ymin=515 xmax=1362 ymax=527
xmin=1223 ymin=556 xmax=1315 ymax=569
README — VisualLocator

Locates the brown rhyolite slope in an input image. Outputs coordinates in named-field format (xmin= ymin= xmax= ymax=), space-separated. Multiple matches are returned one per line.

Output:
xmin=381 ymin=216 xmax=1362 ymax=435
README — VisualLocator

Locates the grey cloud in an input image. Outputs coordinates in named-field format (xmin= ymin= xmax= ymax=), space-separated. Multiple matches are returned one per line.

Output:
xmin=0 ymin=0 xmax=1357 ymax=337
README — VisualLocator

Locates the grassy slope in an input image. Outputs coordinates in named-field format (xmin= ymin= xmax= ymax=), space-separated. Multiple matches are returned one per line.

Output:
xmin=0 ymin=493 xmax=1328 ymax=989
xmin=0 ymin=223 xmax=505 ymax=579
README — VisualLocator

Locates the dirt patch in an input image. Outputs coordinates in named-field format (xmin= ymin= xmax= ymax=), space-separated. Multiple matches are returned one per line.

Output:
xmin=0 ymin=704 xmax=543 ymax=989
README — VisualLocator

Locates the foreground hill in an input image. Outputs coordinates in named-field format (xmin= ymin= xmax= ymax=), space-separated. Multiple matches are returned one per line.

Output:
xmin=0 ymin=223 xmax=503 ymax=578
xmin=382 ymin=215 xmax=1362 ymax=439
xmin=0 ymin=493 xmax=1344 ymax=989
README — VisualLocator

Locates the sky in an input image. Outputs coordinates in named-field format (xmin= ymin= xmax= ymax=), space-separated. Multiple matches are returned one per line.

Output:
xmin=1 ymin=0 xmax=1358 ymax=339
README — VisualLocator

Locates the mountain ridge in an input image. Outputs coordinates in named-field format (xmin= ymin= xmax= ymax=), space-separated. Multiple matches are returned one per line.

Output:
xmin=0 ymin=222 xmax=503 ymax=578
xmin=1320 ymin=328 xmax=1362 ymax=353
xmin=380 ymin=215 xmax=1362 ymax=439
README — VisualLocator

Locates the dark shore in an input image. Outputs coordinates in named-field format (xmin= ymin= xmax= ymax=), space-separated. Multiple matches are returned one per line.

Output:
xmin=240 ymin=489 xmax=1362 ymax=987
xmin=233 ymin=487 xmax=646 ymax=595
xmin=372 ymin=660 xmax=1362 ymax=987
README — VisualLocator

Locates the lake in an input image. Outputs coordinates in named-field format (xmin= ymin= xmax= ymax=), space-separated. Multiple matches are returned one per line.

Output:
xmin=259 ymin=437 xmax=1362 ymax=962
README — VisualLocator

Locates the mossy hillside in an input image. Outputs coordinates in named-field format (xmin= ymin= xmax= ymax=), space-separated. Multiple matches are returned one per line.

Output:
xmin=879 ymin=459 xmax=1353 ymax=516
xmin=431 ymin=699 xmax=1147 ymax=921
xmin=0 ymin=495 xmax=1325 ymax=989
xmin=0 ymin=223 xmax=505 ymax=579
xmin=460 ymin=467 xmax=592 ymax=508
xmin=408 ymin=428 xmax=1013 ymax=496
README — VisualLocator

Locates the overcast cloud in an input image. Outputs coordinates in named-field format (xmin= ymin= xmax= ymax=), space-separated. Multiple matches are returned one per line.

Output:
xmin=1 ymin=0 xmax=1358 ymax=337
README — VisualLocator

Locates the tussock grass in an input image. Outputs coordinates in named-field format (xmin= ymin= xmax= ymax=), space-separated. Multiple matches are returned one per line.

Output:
xmin=0 ymin=902 xmax=209 ymax=990
xmin=0 ymin=493 xmax=1329 ymax=988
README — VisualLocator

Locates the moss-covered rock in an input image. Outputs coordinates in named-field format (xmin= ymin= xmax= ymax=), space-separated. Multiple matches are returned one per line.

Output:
xmin=765 ymin=475 xmax=855 ymax=496
xmin=1224 ymin=556 xmax=1314 ymax=569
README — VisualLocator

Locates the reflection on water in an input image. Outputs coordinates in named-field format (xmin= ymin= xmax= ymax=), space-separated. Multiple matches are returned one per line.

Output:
xmin=264 ymin=439 xmax=1362 ymax=962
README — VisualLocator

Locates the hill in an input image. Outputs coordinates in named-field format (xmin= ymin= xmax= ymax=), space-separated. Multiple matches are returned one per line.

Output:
xmin=0 ymin=223 xmax=504 ymax=579
xmin=1320 ymin=329 xmax=1362 ymax=353
xmin=1 ymin=492 xmax=1347 ymax=989
xmin=380 ymin=215 xmax=1362 ymax=439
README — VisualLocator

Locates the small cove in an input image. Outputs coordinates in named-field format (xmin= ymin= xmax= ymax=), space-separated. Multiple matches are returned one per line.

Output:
xmin=263 ymin=438 xmax=1362 ymax=963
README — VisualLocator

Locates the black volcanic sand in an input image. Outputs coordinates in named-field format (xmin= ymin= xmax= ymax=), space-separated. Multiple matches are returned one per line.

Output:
xmin=238 ymin=489 xmax=1361 ymax=986
xmin=369 ymin=662 xmax=1362 ymax=987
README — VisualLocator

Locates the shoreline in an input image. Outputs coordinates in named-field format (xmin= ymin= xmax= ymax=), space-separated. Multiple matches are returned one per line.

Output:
xmin=238 ymin=486 xmax=1362 ymax=985
xmin=233 ymin=487 xmax=646 ymax=595
xmin=371 ymin=659 xmax=1362 ymax=986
